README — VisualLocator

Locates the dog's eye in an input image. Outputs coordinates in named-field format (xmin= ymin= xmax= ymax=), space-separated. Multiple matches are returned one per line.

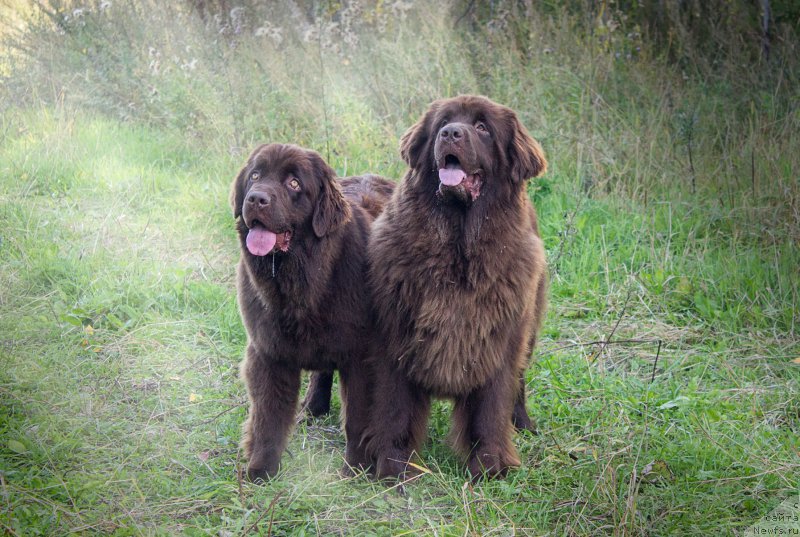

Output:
xmin=475 ymin=122 xmax=489 ymax=134
xmin=287 ymin=177 xmax=301 ymax=191
xmin=249 ymin=171 xmax=260 ymax=182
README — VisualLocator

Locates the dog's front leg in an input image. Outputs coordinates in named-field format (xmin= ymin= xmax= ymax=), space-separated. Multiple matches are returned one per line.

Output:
xmin=240 ymin=346 xmax=301 ymax=481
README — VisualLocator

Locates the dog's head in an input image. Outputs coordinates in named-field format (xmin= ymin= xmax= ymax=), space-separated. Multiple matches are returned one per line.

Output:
xmin=400 ymin=95 xmax=547 ymax=206
xmin=230 ymin=144 xmax=350 ymax=256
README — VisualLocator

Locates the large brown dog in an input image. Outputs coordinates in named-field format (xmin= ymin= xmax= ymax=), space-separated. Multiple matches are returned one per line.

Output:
xmin=230 ymin=143 xmax=393 ymax=480
xmin=365 ymin=95 xmax=548 ymax=480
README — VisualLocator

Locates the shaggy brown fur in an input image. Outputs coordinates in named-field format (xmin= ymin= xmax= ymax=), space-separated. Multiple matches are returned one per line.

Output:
xmin=364 ymin=95 xmax=548 ymax=480
xmin=230 ymin=143 xmax=394 ymax=480
xmin=299 ymin=176 xmax=397 ymax=418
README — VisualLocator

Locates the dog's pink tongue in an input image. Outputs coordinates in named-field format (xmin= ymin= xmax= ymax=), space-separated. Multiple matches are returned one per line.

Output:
xmin=246 ymin=227 xmax=277 ymax=256
xmin=439 ymin=168 xmax=466 ymax=186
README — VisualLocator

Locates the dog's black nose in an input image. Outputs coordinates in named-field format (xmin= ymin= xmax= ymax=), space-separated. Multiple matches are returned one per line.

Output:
xmin=439 ymin=124 xmax=464 ymax=142
xmin=247 ymin=191 xmax=270 ymax=207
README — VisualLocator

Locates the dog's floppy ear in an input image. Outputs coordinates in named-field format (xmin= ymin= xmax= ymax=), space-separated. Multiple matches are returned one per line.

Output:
xmin=230 ymin=165 xmax=247 ymax=218
xmin=400 ymin=100 xmax=440 ymax=170
xmin=507 ymin=112 xmax=547 ymax=183
xmin=310 ymin=152 xmax=351 ymax=238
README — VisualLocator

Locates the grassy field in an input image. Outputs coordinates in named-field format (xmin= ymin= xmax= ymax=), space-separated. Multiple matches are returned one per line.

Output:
xmin=1 ymin=2 xmax=799 ymax=535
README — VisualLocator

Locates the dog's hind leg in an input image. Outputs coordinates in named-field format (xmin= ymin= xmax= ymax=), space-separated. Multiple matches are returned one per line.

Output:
xmin=301 ymin=370 xmax=334 ymax=418
xmin=511 ymin=375 xmax=536 ymax=433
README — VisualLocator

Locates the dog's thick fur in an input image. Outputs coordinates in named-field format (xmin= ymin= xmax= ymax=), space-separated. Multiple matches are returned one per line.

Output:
xmin=364 ymin=95 xmax=548 ymax=480
xmin=299 ymin=176 xmax=397 ymax=418
xmin=230 ymin=143 xmax=393 ymax=480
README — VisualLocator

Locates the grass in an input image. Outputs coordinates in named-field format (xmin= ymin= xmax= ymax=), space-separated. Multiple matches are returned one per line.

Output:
xmin=1 ymin=2 xmax=799 ymax=535
xmin=1 ymin=106 xmax=797 ymax=536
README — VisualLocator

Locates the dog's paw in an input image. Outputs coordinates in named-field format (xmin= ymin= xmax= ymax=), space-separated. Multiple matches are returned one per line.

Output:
xmin=244 ymin=455 xmax=280 ymax=483
xmin=344 ymin=444 xmax=371 ymax=472
xmin=374 ymin=451 xmax=416 ymax=481
xmin=301 ymin=396 xmax=331 ymax=418
xmin=244 ymin=466 xmax=273 ymax=484
xmin=468 ymin=450 xmax=511 ymax=481
xmin=511 ymin=406 xmax=537 ymax=433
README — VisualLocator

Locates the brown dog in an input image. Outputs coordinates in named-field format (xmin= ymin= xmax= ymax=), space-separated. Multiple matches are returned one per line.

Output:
xmin=230 ymin=143 xmax=394 ymax=480
xmin=365 ymin=95 xmax=548 ymax=480
xmin=298 ymin=175 xmax=398 ymax=419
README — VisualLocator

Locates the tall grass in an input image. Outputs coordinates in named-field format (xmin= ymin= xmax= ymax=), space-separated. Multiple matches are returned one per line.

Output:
xmin=4 ymin=1 xmax=797 ymax=202
xmin=2 ymin=1 xmax=797 ymax=219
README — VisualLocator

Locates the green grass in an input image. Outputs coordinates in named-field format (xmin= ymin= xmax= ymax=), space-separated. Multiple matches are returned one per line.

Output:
xmin=1 ymin=108 xmax=797 ymax=536
xmin=1 ymin=2 xmax=799 ymax=535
